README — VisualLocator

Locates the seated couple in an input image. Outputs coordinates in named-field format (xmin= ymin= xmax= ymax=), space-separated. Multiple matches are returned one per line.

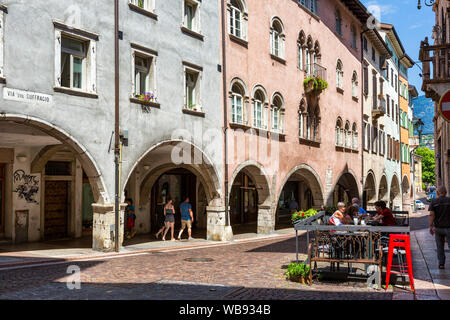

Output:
xmin=329 ymin=200 xmax=396 ymax=226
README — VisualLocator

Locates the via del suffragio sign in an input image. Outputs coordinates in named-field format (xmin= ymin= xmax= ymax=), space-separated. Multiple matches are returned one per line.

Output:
xmin=3 ymin=87 xmax=53 ymax=104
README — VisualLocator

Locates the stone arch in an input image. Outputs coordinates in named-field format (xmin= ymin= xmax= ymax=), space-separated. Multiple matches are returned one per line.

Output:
xmin=364 ymin=170 xmax=377 ymax=207
xmin=252 ymin=84 xmax=269 ymax=103
xmin=402 ymin=175 xmax=410 ymax=196
xmin=307 ymin=35 xmax=313 ymax=49
xmin=230 ymin=77 xmax=249 ymax=97
xmin=390 ymin=174 xmax=402 ymax=210
xmin=298 ymin=30 xmax=306 ymax=45
xmin=277 ymin=164 xmax=324 ymax=209
xmin=378 ymin=174 xmax=388 ymax=201
xmin=228 ymin=0 xmax=248 ymax=13
xmin=331 ymin=169 xmax=360 ymax=205
xmin=124 ymin=140 xmax=222 ymax=208
xmin=0 ymin=113 xmax=108 ymax=204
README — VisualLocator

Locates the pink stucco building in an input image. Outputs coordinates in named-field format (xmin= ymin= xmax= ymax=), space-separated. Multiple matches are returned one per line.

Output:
xmin=223 ymin=0 xmax=369 ymax=234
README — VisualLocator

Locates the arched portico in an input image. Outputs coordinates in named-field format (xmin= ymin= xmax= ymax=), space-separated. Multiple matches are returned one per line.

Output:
xmin=363 ymin=171 xmax=377 ymax=210
xmin=378 ymin=175 xmax=388 ymax=201
xmin=276 ymin=164 xmax=324 ymax=229
xmin=331 ymin=170 xmax=360 ymax=206
xmin=390 ymin=174 xmax=402 ymax=210
xmin=228 ymin=161 xmax=271 ymax=234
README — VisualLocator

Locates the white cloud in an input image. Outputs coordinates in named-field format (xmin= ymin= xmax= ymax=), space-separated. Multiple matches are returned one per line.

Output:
xmin=366 ymin=1 xmax=398 ymax=19
xmin=409 ymin=24 xmax=422 ymax=30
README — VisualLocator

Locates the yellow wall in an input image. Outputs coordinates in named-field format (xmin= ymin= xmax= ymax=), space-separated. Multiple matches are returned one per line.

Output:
xmin=399 ymin=74 xmax=410 ymax=183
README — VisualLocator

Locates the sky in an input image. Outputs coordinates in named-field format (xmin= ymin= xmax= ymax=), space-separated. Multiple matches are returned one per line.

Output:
xmin=360 ymin=0 xmax=436 ymax=97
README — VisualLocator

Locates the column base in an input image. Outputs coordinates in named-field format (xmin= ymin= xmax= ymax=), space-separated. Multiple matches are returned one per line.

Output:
xmin=92 ymin=203 xmax=126 ymax=252
xmin=206 ymin=206 xmax=233 ymax=241
xmin=257 ymin=205 xmax=275 ymax=234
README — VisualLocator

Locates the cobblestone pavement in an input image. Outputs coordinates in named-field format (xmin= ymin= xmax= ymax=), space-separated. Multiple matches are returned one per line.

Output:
xmin=0 ymin=235 xmax=392 ymax=300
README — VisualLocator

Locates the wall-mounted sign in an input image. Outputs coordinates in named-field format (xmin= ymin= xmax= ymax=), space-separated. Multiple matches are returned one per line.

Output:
xmin=3 ymin=87 xmax=53 ymax=104
xmin=439 ymin=89 xmax=450 ymax=123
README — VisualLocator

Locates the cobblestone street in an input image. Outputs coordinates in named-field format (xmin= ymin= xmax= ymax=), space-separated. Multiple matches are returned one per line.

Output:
xmin=0 ymin=234 xmax=392 ymax=300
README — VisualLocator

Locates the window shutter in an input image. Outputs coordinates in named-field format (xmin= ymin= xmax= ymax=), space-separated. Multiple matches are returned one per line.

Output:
xmin=363 ymin=66 xmax=368 ymax=95
xmin=54 ymin=30 xmax=62 ymax=87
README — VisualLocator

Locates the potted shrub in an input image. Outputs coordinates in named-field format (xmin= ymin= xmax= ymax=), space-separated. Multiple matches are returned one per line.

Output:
xmin=285 ymin=262 xmax=311 ymax=285
xmin=291 ymin=208 xmax=318 ymax=224
xmin=136 ymin=92 xmax=157 ymax=103
xmin=303 ymin=75 xmax=328 ymax=95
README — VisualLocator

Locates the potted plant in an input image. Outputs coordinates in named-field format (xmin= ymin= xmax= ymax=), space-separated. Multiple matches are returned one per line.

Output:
xmin=291 ymin=208 xmax=318 ymax=224
xmin=189 ymin=104 xmax=199 ymax=111
xmin=136 ymin=92 xmax=157 ymax=103
xmin=303 ymin=75 xmax=328 ymax=95
xmin=285 ymin=262 xmax=311 ymax=285
xmin=377 ymin=93 xmax=385 ymax=100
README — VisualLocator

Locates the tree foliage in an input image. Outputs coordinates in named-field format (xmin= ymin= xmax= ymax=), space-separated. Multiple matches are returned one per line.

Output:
xmin=415 ymin=147 xmax=435 ymax=185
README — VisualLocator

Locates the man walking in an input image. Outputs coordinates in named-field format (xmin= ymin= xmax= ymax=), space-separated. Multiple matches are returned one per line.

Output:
xmin=429 ymin=185 xmax=450 ymax=269
xmin=178 ymin=196 xmax=194 ymax=241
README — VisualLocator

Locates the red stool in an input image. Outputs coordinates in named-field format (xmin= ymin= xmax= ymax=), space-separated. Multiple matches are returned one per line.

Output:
xmin=385 ymin=234 xmax=415 ymax=292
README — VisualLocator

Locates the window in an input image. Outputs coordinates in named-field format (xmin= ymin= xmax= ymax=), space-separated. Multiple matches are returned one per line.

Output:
xmin=132 ymin=47 xmax=156 ymax=99
xmin=362 ymin=121 xmax=369 ymax=150
xmin=395 ymin=75 xmax=398 ymax=92
xmin=386 ymin=94 xmax=390 ymax=116
xmin=300 ymin=0 xmax=318 ymax=15
xmin=352 ymin=123 xmax=358 ymax=150
xmin=350 ymin=24 xmax=357 ymax=49
xmin=270 ymin=18 xmax=285 ymax=59
xmin=391 ymin=68 xmax=393 ymax=86
xmin=184 ymin=65 xmax=201 ymax=111
xmin=351 ymin=71 xmax=358 ymax=98
xmin=228 ymin=0 xmax=247 ymax=40
xmin=298 ymin=43 xmax=303 ymax=70
xmin=372 ymin=47 xmax=376 ymax=61
xmin=391 ymin=99 xmax=394 ymax=119
xmin=270 ymin=93 xmax=285 ymax=133
xmin=253 ymin=88 xmax=267 ymax=129
xmin=344 ymin=121 xmax=351 ymax=149
xmin=335 ymin=9 xmax=342 ymax=35
xmin=305 ymin=47 xmax=311 ymax=74
xmin=184 ymin=0 xmax=200 ymax=32
xmin=396 ymin=104 xmax=399 ymax=124
xmin=371 ymin=126 xmax=378 ymax=153
xmin=363 ymin=65 xmax=368 ymax=95
xmin=336 ymin=118 xmax=344 ymax=147
xmin=231 ymin=82 xmax=245 ymax=125
xmin=363 ymin=37 xmax=368 ymax=52
xmin=336 ymin=59 xmax=344 ymax=90
xmin=379 ymin=130 xmax=385 ymax=155
xmin=60 ymin=36 xmax=87 ymax=90
xmin=130 ymin=0 xmax=154 ymax=11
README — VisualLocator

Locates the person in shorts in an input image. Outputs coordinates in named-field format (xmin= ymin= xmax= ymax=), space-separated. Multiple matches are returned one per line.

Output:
xmin=178 ymin=196 xmax=194 ymax=240
xmin=429 ymin=185 xmax=450 ymax=269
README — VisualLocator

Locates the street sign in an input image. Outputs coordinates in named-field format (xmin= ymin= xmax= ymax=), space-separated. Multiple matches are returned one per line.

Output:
xmin=439 ymin=89 xmax=450 ymax=123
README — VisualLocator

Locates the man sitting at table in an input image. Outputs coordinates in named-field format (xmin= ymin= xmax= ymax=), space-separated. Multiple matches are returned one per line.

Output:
xmin=372 ymin=201 xmax=396 ymax=226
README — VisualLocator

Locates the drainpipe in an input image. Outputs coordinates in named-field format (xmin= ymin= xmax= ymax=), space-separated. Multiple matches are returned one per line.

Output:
xmin=360 ymin=29 xmax=369 ymax=209
xmin=114 ymin=0 xmax=120 ymax=252
xmin=220 ymin=0 xmax=230 ymax=226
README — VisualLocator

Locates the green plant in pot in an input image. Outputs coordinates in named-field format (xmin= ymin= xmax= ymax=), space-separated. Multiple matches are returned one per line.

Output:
xmin=285 ymin=262 xmax=311 ymax=285
xmin=303 ymin=75 xmax=328 ymax=94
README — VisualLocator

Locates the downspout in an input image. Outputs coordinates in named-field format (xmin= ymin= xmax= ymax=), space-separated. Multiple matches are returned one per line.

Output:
xmin=114 ymin=0 xmax=120 ymax=252
xmin=220 ymin=0 xmax=230 ymax=227
xmin=361 ymin=29 xmax=369 ymax=209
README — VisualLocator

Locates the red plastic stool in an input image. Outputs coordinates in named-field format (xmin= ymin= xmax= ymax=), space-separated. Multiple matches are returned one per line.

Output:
xmin=385 ymin=234 xmax=415 ymax=292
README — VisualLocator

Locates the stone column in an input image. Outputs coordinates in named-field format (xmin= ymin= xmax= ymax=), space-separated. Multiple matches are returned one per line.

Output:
xmin=92 ymin=203 xmax=126 ymax=252
xmin=206 ymin=206 xmax=233 ymax=241
xmin=257 ymin=204 xmax=274 ymax=234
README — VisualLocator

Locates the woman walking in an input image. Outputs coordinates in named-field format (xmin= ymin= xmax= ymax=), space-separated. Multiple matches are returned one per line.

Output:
xmin=162 ymin=197 xmax=176 ymax=241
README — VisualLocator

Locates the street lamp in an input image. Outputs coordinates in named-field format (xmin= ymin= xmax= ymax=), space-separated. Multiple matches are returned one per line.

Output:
xmin=417 ymin=0 xmax=436 ymax=9
xmin=413 ymin=117 xmax=425 ymax=146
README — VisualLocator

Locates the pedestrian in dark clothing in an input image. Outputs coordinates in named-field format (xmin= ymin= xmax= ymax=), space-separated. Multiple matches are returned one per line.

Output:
xmin=429 ymin=185 xmax=450 ymax=269
xmin=125 ymin=198 xmax=136 ymax=239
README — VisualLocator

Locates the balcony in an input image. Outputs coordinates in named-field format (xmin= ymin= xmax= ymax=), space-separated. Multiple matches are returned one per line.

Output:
xmin=372 ymin=96 xmax=386 ymax=119
xmin=419 ymin=35 xmax=450 ymax=102
xmin=305 ymin=63 xmax=327 ymax=82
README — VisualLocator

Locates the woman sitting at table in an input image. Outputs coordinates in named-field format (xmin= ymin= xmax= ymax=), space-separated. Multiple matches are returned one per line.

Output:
xmin=372 ymin=201 xmax=397 ymax=226
xmin=329 ymin=202 xmax=346 ymax=226
xmin=343 ymin=205 xmax=359 ymax=224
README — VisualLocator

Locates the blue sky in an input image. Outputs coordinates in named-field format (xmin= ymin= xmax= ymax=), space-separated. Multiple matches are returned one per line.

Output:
xmin=360 ymin=0 xmax=435 ymax=96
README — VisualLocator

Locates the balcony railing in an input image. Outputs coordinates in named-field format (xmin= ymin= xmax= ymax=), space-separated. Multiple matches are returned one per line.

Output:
xmin=419 ymin=36 xmax=450 ymax=93
xmin=305 ymin=63 xmax=327 ymax=82
xmin=372 ymin=96 xmax=386 ymax=118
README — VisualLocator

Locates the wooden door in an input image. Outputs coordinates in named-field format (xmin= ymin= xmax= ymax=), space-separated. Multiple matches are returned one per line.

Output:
xmin=44 ymin=181 xmax=69 ymax=239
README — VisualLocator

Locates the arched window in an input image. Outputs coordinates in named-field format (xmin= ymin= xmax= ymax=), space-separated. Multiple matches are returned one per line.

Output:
xmin=352 ymin=122 xmax=358 ymax=150
xmin=228 ymin=0 xmax=247 ymax=40
xmin=336 ymin=59 xmax=344 ymax=90
xmin=335 ymin=8 xmax=342 ymax=35
xmin=270 ymin=18 xmax=285 ymax=59
xmin=350 ymin=24 xmax=357 ymax=48
xmin=230 ymin=79 xmax=247 ymax=125
xmin=336 ymin=118 xmax=343 ymax=147
xmin=351 ymin=71 xmax=358 ymax=98
xmin=271 ymin=93 xmax=285 ymax=133
xmin=297 ymin=30 xmax=306 ymax=71
xmin=252 ymin=87 xmax=268 ymax=129
xmin=345 ymin=121 xmax=351 ymax=149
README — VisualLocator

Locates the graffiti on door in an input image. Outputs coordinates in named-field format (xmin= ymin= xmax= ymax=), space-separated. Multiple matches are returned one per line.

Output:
xmin=13 ymin=169 xmax=39 ymax=204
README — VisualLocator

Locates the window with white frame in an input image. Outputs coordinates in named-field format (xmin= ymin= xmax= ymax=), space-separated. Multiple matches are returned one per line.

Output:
xmin=363 ymin=121 xmax=368 ymax=150
xmin=298 ymin=43 xmax=303 ymax=70
xmin=228 ymin=0 xmax=247 ymax=40
xmin=352 ymin=122 xmax=358 ymax=150
xmin=336 ymin=59 xmax=344 ymax=90
xmin=379 ymin=130 xmax=385 ymax=155
xmin=271 ymin=94 xmax=284 ymax=133
xmin=336 ymin=118 xmax=343 ymax=147
xmin=184 ymin=0 xmax=200 ymax=32
xmin=230 ymin=81 xmax=246 ymax=125
xmin=351 ymin=71 xmax=358 ymax=98
xmin=344 ymin=121 xmax=351 ymax=148
xmin=371 ymin=126 xmax=378 ymax=153
xmin=0 ymin=9 xmax=4 ymax=80
xmin=253 ymin=88 xmax=267 ymax=129
xmin=130 ymin=0 xmax=154 ymax=12
xmin=270 ymin=18 xmax=285 ymax=59
xmin=184 ymin=66 xmax=201 ymax=111
xmin=305 ymin=48 xmax=311 ymax=75
xmin=132 ymin=48 xmax=156 ymax=99
xmin=299 ymin=0 xmax=318 ymax=15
